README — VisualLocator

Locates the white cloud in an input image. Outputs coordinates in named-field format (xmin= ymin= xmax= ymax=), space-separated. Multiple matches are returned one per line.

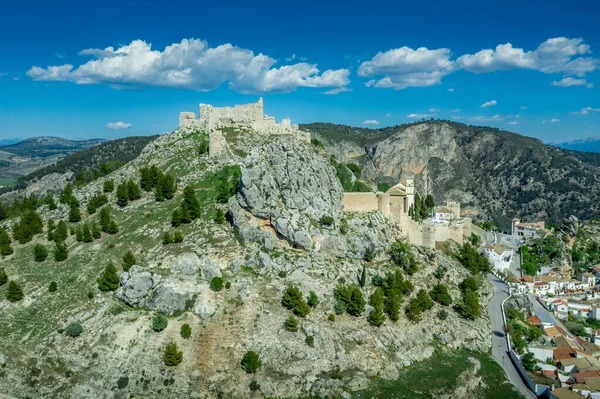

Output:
xmin=569 ymin=107 xmax=600 ymax=115
xmin=480 ymin=100 xmax=497 ymax=108
xmin=450 ymin=109 xmax=461 ymax=113
xmin=0 ymin=72 xmax=8 ymax=77
xmin=358 ymin=46 xmax=455 ymax=90
xmin=447 ymin=87 xmax=455 ymax=92
xmin=457 ymin=37 xmax=597 ymax=76
xmin=551 ymin=76 xmax=592 ymax=87
xmin=27 ymin=38 xmax=350 ymax=94
xmin=518 ymin=106 xmax=527 ymax=110
xmin=429 ymin=108 xmax=440 ymax=112
xmin=12 ymin=76 xmax=20 ymax=81
xmin=361 ymin=37 xmax=598 ymax=90
xmin=386 ymin=113 xmax=391 ymax=117
xmin=586 ymin=83 xmax=594 ymax=88
xmin=105 ymin=121 xmax=132 ymax=130
xmin=323 ymin=87 xmax=353 ymax=95
xmin=508 ymin=121 xmax=518 ymax=125
xmin=468 ymin=115 xmax=504 ymax=122
xmin=406 ymin=113 xmax=435 ymax=119
xmin=55 ymin=53 xmax=65 ymax=58
xmin=286 ymin=54 xmax=296 ymax=62
xmin=363 ymin=120 xmax=379 ymax=125
xmin=451 ymin=115 xmax=464 ymax=120
xmin=542 ymin=118 xmax=560 ymax=124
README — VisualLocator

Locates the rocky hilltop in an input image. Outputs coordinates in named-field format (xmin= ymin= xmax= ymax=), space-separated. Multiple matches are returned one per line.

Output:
xmin=304 ymin=121 xmax=600 ymax=230
xmin=0 ymin=123 xmax=497 ymax=398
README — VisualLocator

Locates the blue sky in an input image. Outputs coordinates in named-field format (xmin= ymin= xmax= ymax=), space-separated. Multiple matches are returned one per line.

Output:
xmin=0 ymin=0 xmax=598 ymax=143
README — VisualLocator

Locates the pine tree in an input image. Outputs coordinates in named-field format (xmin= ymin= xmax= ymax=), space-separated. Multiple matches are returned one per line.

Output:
xmin=55 ymin=220 xmax=68 ymax=242
xmin=91 ymin=223 xmax=101 ymax=239
xmin=162 ymin=232 xmax=173 ymax=245
xmin=59 ymin=184 xmax=74 ymax=204
xmin=54 ymin=240 xmax=68 ymax=261
xmin=127 ymin=180 xmax=141 ymax=201
xmin=284 ymin=315 xmax=299 ymax=332
xmin=13 ymin=210 xmax=44 ymax=244
xmin=180 ymin=324 xmax=192 ymax=339
xmin=47 ymin=219 xmax=56 ymax=241
xmin=48 ymin=281 xmax=57 ymax=292
xmin=171 ymin=209 xmax=182 ymax=227
xmin=99 ymin=207 xmax=111 ymax=232
xmin=0 ymin=228 xmax=14 ymax=256
xmin=69 ymin=203 xmax=81 ymax=223
xmin=181 ymin=186 xmax=201 ymax=221
xmin=107 ymin=220 xmax=119 ymax=235
xmin=103 ymin=180 xmax=114 ymax=193
xmin=82 ymin=223 xmax=93 ymax=243
xmin=116 ymin=183 xmax=129 ymax=207
xmin=163 ymin=342 xmax=183 ymax=366
xmin=368 ymin=306 xmax=386 ymax=327
xmin=425 ymin=194 xmax=435 ymax=210
xmin=214 ymin=208 xmax=225 ymax=224
xmin=173 ymin=231 xmax=184 ymax=243
xmin=346 ymin=286 xmax=366 ymax=317
xmin=156 ymin=174 xmax=176 ymax=201
xmin=122 ymin=251 xmax=136 ymax=272
xmin=359 ymin=265 xmax=367 ymax=287
xmin=76 ymin=226 xmax=84 ymax=242
xmin=459 ymin=289 xmax=481 ymax=320
xmin=368 ymin=287 xmax=386 ymax=327
xmin=44 ymin=193 xmax=57 ymax=210
xmin=384 ymin=291 xmax=401 ymax=322
xmin=6 ymin=280 xmax=24 ymax=302
xmin=33 ymin=244 xmax=48 ymax=262
xmin=0 ymin=267 xmax=7 ymax=286
xmin=97 ymin=263 xmax=120 ymax=292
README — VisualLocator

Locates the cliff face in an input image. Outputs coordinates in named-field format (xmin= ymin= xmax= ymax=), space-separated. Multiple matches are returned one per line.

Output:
xmin=304 ymin=121 xmax=600 ymax=230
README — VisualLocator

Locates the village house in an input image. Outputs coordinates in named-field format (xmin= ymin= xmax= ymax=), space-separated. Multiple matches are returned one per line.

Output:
xmin=482 ymin=243 xmax=514 ymax=272
xmin=512 ymin=218 xmax=549 ymax=240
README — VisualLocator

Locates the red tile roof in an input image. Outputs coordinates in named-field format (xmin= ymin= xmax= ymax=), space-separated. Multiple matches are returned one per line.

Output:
xmin=575 ymin=370 xmax=600 ymax=384
xmin=528 ymin=316 xmax=542 ymax=325
xmin=554 ymin=347 xmax=576 ymax=361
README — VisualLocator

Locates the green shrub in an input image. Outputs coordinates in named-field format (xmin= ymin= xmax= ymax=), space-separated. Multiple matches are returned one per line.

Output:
xmin=241 ymin=351 xmax=260 ymax=373
xmin=210 ymin=277 xmax=224 ymax=291
xmin=438 ymin=309 xmax=449 ymax=320
xmin=66 ymin=322 xmax=83 ymax=337
xmin=364 ymin=247 xmax=376 ymax=262
xmin=346 ymin=163 xmax=361 ymax=178
xmin=13 ymin=210 xmax=43 ymax=244
xmin=87 ymin=291 xmax=94 ymax=299
xmin=311 ymin=138 xmax=324 ymax=149
xmin=307 ymin=291 xmax=319 ymax=308
xmin=391 ymin=241 xmax=418 ymax=274
xmin=33 ymin=244 xmax=48 ymax=262
xmin=281 ymin=285 xmax=311 ymax=317
xmin=162 ymin=232 xmax=173 ymax=245
xmin=122 ymin=251 xmax=136 ymax=272
xmin=328 ymin=314 xmax=335 ymax=322
xmin=214 ymin=208 xmax=226 ymax=224
xmin=49 ymin=281 xmax=57 ymax=292
xmin=430 ymin=283 xmax=452 ymax=306
xmin=103 ymin=180 xmax=114 ymax=193
xmin=173 ymin=231 xmax=184 ymax=243
xmin=163 ymin=342 xmax=183 ymax=366
xmin=306 ymin=335 xmax=314 ymax=347
xmin=180 ymin=323 xmax=192 ymax=338
xmin=152 ymin=313 xmax=168 ymax=332
xmin=284 ymin=315 xmax=298 ymax=332
xmin=319 ymin=216 xmax=334 ymax=226
xmin=0 ymin=228 xmax=14 ymax=256
xmin=249 ymin=380 xmax=261 ymax=391
xmin=225 ymin=281 xmax=231 ymax=289
xmin=334 ymin=284 xmax=365 ymax=316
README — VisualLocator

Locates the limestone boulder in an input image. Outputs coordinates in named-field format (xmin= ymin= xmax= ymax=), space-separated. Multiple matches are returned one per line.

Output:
xmin=114 ymin=266 xmax=157 ymax=307
xmin=144 ymin=279 xmax=195 ymax=316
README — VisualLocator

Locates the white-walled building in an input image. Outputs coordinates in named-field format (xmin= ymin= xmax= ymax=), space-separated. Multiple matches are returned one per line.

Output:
xmin=482 ymin=244 xmax=514 ymax=271
xmin=512 ymin=218 xmax=548 ymax=239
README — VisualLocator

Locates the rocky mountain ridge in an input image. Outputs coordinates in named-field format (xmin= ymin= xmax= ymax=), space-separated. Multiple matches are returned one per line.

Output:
xmin=0 ymin=126 xmax=497 ymax=398
xmin=303 ymin=121 xmax=600 ymax=230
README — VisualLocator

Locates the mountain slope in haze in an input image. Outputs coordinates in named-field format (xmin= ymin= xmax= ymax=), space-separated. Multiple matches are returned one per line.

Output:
xmin=301 ymin=121 xmax=600 ymax=230
xmin=0 ymin=136 xmax=107 ymax=180
xmin=0 ymin=135 xmax=159 ymax=198
xmin=554 ymin=137 xmax=600 ymax=153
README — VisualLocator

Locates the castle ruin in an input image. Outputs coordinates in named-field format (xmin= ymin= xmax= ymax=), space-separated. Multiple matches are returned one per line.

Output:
xmin=179 ymin=98 xmax=310 ymax=157
xmin=342 ymin=178 xmax=471 ymax=249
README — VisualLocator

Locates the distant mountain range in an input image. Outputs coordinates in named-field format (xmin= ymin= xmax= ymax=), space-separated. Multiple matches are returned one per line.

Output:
xmin=553 ymin=137 xmax=600 ymax=153
xmin=0 ymin=136 xmax=107 ymax=180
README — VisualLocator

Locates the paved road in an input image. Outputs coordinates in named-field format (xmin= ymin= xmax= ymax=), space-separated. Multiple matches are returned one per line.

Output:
xmin=529 ymin=294 xmax=555 ymax=325
xmin=487 ymin=273 xmax=538 ymax=399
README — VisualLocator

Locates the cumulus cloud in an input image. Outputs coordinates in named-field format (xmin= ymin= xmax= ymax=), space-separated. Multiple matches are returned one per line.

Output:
xmin=508 ymin=121 xmax=518 ymax=125
xmin=468 ymin=115 xmax=504 ymax=122
xmin=451 ymin=115 xmax=464 ymax=120
xmin=27 ymin=38 xmax=350 ymax=94
xmin=429 ymin=108 xmax=440 ymax=112
xmin=457 ymin=37 xmax=597 ymax=76
xmin=358 ymin=46 xmax=455 ymax=90
xmin=105 ymin=121 xmax=132 ymax=130
xmin=363 ymin=120 xmax=379 ymax=125
xmin=552 ymin=76 xmax=593 ymax=87
xmin=542 ymin=118 xmax=560 ymax=124
xmin=480 ymin=100 xmax=497 ymax=108
xmin=323 ymin=87 xmax=353 ymax=95
xmin=361 ymin=37 xmax=598 ymax=90
xmin=519 ymin=106 xmax=527 ymax=110
xmin=406 ymin=113 xmax=435 ymax=119
xmin=386 ymin=113 xmax=391 ymax=117
xmin=569 ymin=107 xmax=600 ymax=115
xmin=0 ymin=72 xmax=8 ymax=77
xmin=447 ymin=87 xmax=455 ymax=92
xmin=450 ymin=109 xmax=461 ymax=113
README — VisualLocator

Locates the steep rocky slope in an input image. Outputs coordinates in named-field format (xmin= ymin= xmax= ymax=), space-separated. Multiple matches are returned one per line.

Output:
xmin=303 ymin=121 xmax=600 ymax=230
xmin=0 ymin=128 xmax=497 ymax=398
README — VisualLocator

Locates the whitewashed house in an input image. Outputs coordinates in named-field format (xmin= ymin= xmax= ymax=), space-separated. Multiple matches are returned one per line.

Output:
xmin=482 ymin=244 xmax=513 ymax=272
xmin=511 ymin=218 xmax=547 ymax=239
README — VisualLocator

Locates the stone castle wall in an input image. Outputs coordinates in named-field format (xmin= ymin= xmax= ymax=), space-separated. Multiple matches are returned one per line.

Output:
xmin=342 ymin=193 xmax=380 ymax=213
